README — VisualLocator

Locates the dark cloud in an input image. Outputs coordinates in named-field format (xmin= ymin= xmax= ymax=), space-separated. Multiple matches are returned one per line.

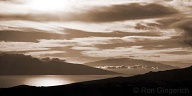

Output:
xmin=78 ymin=3 xmax=178 ymax=22
xmin=0 ymin=3 xmax=178 ymax=22
xmin=163 ymin=51 xmax=192 ymax=55
xmin=0 ymin=30 xmax=66 ymax=42
xmin=95 ymin=35 xmax=184 ymax=50
xmin=95 ymin=38 xmax=179 ymax=50
xmin=25 ymin=46 xmax=104 ymax=64
xmin=170 ymin=18 xmax=192 ymax=46
xmin=64 ymin=28 xmax=161 ymax=37
xmin=0 ymin=28 xmax=161 ymax=42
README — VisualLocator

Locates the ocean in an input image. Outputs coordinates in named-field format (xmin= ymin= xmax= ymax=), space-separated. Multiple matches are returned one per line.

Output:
xmin=0 ymin=75 xmax=131 ymax=88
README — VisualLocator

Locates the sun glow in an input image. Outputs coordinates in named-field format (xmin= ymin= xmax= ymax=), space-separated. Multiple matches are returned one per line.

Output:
xmin=27 ymin=0 xmax=72 ymax=12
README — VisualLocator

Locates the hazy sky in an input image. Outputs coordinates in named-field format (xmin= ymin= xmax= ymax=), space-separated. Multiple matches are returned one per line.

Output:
xmin=0 ymin=0 xmax=192 ymax=67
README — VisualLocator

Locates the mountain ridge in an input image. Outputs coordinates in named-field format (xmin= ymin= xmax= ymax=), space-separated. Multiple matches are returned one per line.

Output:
xmin=85 ymin=58 xmax=179 ymax=74
xmin=0 ymin=53 xmax=118 ymax=75
xmin=85 ymin=58 xmax=178 ymax=68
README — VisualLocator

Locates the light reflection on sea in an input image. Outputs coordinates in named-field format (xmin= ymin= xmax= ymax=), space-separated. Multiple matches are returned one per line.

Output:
xmin=0 ymin=75 xmax=131 ymax=88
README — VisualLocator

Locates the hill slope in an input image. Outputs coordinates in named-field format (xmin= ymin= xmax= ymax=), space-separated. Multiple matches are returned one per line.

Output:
xmin=0 ymin=66 xmax=191 ymax=96
xmin=0 ymin=53 xmax=118 ymax=75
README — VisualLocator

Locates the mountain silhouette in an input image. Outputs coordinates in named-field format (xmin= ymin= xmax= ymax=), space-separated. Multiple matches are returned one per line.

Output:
xmin=85 ymin=58 xmax=178 ymax=74
xmin=0 ymin=66 xmax=191 ymax=96
xmin=0 ymin=53 xmax=118 ymax=75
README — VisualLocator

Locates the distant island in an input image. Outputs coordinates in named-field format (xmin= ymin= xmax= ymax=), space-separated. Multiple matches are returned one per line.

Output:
xmin=0 ymin=53 xmax=118 ymax=75
xmin=85 ymin=58 xmax=178 ymax=74
xmin=0 ymin=66 xmax=191 ymax=96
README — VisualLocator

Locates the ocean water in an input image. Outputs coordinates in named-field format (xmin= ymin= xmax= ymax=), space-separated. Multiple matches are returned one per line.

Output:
xmin=0 ymin=75 xmax=131 ymax=88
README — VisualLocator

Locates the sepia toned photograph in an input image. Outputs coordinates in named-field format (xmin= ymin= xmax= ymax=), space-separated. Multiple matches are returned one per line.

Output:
xmin=0 ymin=0 xmax=191 ymax=95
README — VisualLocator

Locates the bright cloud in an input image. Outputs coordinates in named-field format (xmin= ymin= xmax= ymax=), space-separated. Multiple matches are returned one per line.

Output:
xmin=0 ymin=20 xmax=65 ymax=34
xmin=25 ymin=51 xmax=66 ymax=58
xmin=0 ymin=40 xmax=68 ymax=52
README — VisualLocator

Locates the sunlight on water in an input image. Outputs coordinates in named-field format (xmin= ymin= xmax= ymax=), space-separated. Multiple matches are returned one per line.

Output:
xmin=0 ymin=75 xmax=129 ymax=88
xmin=24 ymin=75 xmax=72 ymax=87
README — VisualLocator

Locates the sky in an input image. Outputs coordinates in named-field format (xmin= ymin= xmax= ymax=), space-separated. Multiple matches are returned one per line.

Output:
xmin=0 ymin=0 xmax=192 ymax=67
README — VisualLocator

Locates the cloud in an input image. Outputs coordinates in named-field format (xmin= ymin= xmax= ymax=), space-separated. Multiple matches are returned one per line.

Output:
xmin=25 ymin=51 xmax=66 ymax=58
xmin=170 ymin=18 xmax=192 ymax=46
xmin=0 ymin=20 xmax=65 ymax=34
xmin=38 ymin=33 xmax=175 ymax=48
xmin=50 ymin=20 xmax=158 ymax=33
xmin=0 ymin=41 xmax=68 ymax=52
xmin=0 ymin=0 xmax=30 ymax=17
xmin=0 ymin=27 xmax=161 ymax=42
xmin=74 ymin=3 xmax=178 ymax=22
xmin=0 ymin=30 xmax=66 ymax=42
xmin=38 ymin=37 xmax=120 ymax=47
xmin=63 ymin=28 xmax=161 ymax=38
xmin=82 ymin=46 xmax=192 ymax=61
xmin=122 ymin=36 xmax=171 ymax=42
xmin=0 ymin=2 xmax=178 ymax=22
xmin=170 ymin=0 xmax=192 ymax=8
xmin=0 ymin=26 xmax=176 ymax=53
xmin=0 ymin=42 xmax=48 ymax=51
xmin=0 ymin=19 xmax=161 ymax=37
xmin=0 ymin=0 xmax=191 ymax=67
xmin=71 ymin=46 xmax=99 ymax=51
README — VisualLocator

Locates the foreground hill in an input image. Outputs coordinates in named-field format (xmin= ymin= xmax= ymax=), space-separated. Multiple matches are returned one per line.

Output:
xmin=0 ymin=66 xmax=191 ymax=96
xmin=85 ymin=58 xmax=178 ymax=74
xmin=0 ymin=53 xmax=118 ymax=75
